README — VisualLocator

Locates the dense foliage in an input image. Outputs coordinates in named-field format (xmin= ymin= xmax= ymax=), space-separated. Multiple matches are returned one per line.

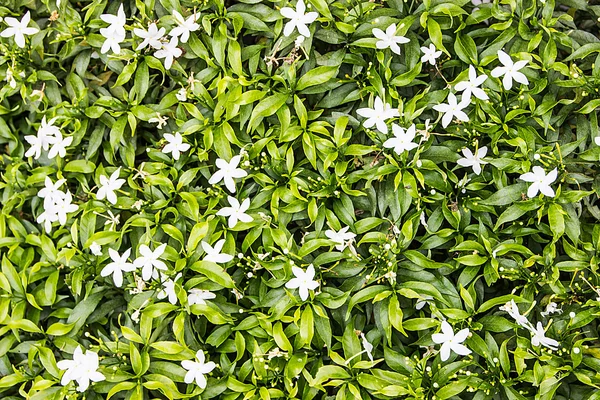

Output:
xmin=2 ymin=0 xmax=600 ymax=399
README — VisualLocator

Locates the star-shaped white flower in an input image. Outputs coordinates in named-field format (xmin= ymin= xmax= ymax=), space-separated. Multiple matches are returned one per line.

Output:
xmin=491 ymin=50 xmax=529 ymax=90
xmin=155 ymin=36 xmax=182 ymax=70
xmin=37 ymin=206 xmax=59 ymax=234
xmin=519 ymin=166 xmax=557 ymax=198
xmin=157 ymin=272 xmax=182 ymax=305
xmin=456 ymin=146 xmax=488 ymax=175
xmin=383 ymin=124 xmax=419 ymax=155
xmin=57 ymin=347 xmax=105 ymax=392
xmin=325 ymin=226 xmax=356 ymax=251
xmin=372 ymin=23 xmax=409 ymax=55
xmin=280 ymin=0 xmax=318 ymax=38
xmin=162 ymin=132 xmax=190 ymax=160
xmin=499 ymin=300 xmax=533 ymax=330
xmin=216 ymin=196 xmax=253 ymax=228
xmin=201 ymin=239 xmax=234 ymax=264
xmin=54 ymin=191 xmax=78 ymax=225
xmin=208 ymin=155 xmax=248 ymax=193
xmin=100 ymin=248 xmax=135 ymax=287
xmin=181 ymin=350 xmax=216 ymax=388
xmin=420 ymin=43 xmax=442 ymax=65
xmin=24 ymin=116 xmax=61 ymax=159
xmin=48 ymin=135 xmax=73 ymax=159
xmin=356 ymin=96 xmax=400 ymax=134
xmin=285 ymin=264 xmax=319 ymax=301
xmin=431 ymin=321 xmax=472 ymax=362
xmin=100 ymin=4 xmax=126 ymax=27
xmin=530 ymin=322 xmax=559 ymax=350
xmin=97 ymin=167 xmax=125 ymax=205
xmin=455 ymin=65 xmax=488 ymax=101
xmin=0 ymin=11 xmax=39 ymax=48
xmin=133 ymin=243 xmax=167 ymax=281
xmin=188 ymin=289 xmax=216 ymax=306
xmin=170 ymin=11 xmax=199 ymax=43
xmin=38 ymin=177 xmax=66 ymax=203
xmin=99 ymin=4 xmax=127 ymax=55
xmin=133 ymin=22 xmax=165 ymax=50
xmin=433 ymin=93 xmax=470 ymax=128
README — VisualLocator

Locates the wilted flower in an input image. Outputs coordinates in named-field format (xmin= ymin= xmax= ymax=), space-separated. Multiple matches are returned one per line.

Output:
xmin=530 ymin=322 xmax=559 ymax=350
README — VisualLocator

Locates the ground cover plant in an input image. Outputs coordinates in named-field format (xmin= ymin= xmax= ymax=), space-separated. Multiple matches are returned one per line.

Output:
xmin=2 ymin=0 xmax=600 ymax=399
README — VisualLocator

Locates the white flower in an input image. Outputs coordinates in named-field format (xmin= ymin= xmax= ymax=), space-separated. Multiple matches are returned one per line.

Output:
xmin=280 ymin=0 xmax=318 ymax=38
xmin=202 ymin=239 xmax=234 ymax=263
xmin=360 ymin=333 xmax=374 ymax=361
xmin=0 ymin=11 xmax=39 ymax=48
xmin=431 ymin=321 xmax=472 ymax=362
xmin=420 ymin=44 xmax=442 ymax=65
xmin=157 ymin=273 xmax=182 ymax=305
xmin=170 ymin=11 xmax=199 ymax=43
xmin=383 ymin=124 xmax=419 ymax=155
xmin=294 ymin=35 xmax=305 ymax=48
xmin=519 ymin=166 xmax=558 ymax=198
xmin=176 ymin=88 xmax=187 ymax=101
xmin=37 ymin=207 xmax=59 ymax=233
xmin=433 ymin=93 xmax=470 ymax=128
xmin=325 ymin=226 xmax=356 ymax=251
xmin=38 ymin=177 xmax=66 ymax=203
xmin=100 ymin=248 xmax=135 ymax=288
xmin=530 ymin=322 xmax=559 ymax=350
xmin=457 ymin=146 xmax=488 ymax=175
xmin=90 ymin=242 xmax=102 ymax=256
xmin=155 ymin=36 xmax=182 ymax=70
xmin=181 ymin=350 xmax=216 ymax=388
xmin=54 ymin=191 xmax=78 ymax=225
xmin=47 ymin=135 xmax=73 ymax=159
xmin=541 ymin=302 xmax=562 ymax=317
xmin=133 ymin=22 xmax=165 ymax=50
xmin=149 ymin=113 xmax=168 ymax=129
xmin=97 ymin=167 xmax=125 ymax=205
xmin=24 ymin=116 xmax=62 ymax=159
xmin=99 ymin=4 xmax=127 ymax=55
xmin=372 ymin=23 xmax=409 ymax=55
xmin=188 ymin=289 xmax=217 ymax=306
xmin=216 ymin=196 xmax=253 ymax=228
xmin=455 ymin=65 xmax=488 ymax=100
xmin=285 ymin=264 xmax=319 ymax=301
xmin=57 ymin=347 xmax=105 ymax=392
xmin=499 ymin=300 xmax=533 ymax=330
xmin=208 ymin=155 xmax=248 ymax=193
xmin=415 ymin=295 xmax=434 ymax=310
xmin=491 ymin=50 xmax=529 ymax=90
xmin=356 ymin=96 xmax=400 ymax=134
xmin=162 ymin=132 xmax=190 ymax=160
xmin=133 ymin=244 xmax=167 ymax=281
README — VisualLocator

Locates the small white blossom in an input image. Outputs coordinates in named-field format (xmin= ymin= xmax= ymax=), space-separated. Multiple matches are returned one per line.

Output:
xmin=181 ymin=351 xmax=216 ymax=388
xmin=415 ymin=295 xmax=433 ymax=310
xmin=157 ymin=273 xmax=182 ymax=305
xmin=0 ymin=11 xmax=39 ymax=48
xmin=97 ymin=168 xmax=125 ymax=205
xmin=100 ymin=248 xmax=135 ymax=288
xmin=216 ymin=196 xmax=253 ymax=228
xmin=433 ymin=93 xmax=470 ymax=128
xmin=99 ymin=4 xmax=127 ymax=55
xmin=356 ymin=96 xmax=400 ymax=134
xmin=176 ymin=88 xmax=187 ymax=101
xmin=47 ymin=135 xmax=73 ymax=159
xmin=38 ymin=176 xmax=66 ymax=203
xmin=499 ymin=300 xmax=533 ymax=330
xmin=491 ymin=50 xmax=529 ymax=90
xmin=133 ymin=22 xmax=165 ymax=50
xmin=519 ymin=166 xmax=558 ymax=198
xmin=25 ymin=117 xmax=67 ymax=160
xmin=455 ymin=65 xmax=488 ymax=101
xmin=285 ymin=264 xmax=319 ymax=301
xmin=149 ymin=113 xmax=168 ymax=129
xmin=431 ymin=321 xmax=472 ymax=361
xmin=188 ymin=289 xmax=217 ymax=306
xmin=420 ymin=44 xmax=442 ymax=65
xmin=202 ymin=239 xmax=234 ymax=264
xmin=530 ymin=322 xmax=559 ymax=350
xmin=372 ymin=23 xmax=409 ymax=55
xmin=155 ymin=36 xmax=182 ymax=70
xmin=133 ymin=244 xmax=167 ymax=281
xmin=90 ymin=242 xmax=102 ymax=256
xmin=57 ymin=347 xmax=105 ymax=392
xmin=325 ymin=226 xmax=356 ymax=252
xmin=457 ymin=146 xmax=488 ymax=175
xmin=541 ymin=302 xmax=562 ymax=317
xmin=209 ymin=155 xmax=248 ymax=193
xmin=170 ymin=11 xmax=199 ymax=43
xmin=383 ymin=124 xmax=419 ymax=155
xmin=280 ymin=0 xmax=318 ymax=38
xmin=162 ymin=132 xmax=190 ymax=160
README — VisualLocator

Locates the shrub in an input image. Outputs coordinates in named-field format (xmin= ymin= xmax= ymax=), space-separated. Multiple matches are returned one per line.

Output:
xmin=1 ymin=0 xmax=600 ymax=399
